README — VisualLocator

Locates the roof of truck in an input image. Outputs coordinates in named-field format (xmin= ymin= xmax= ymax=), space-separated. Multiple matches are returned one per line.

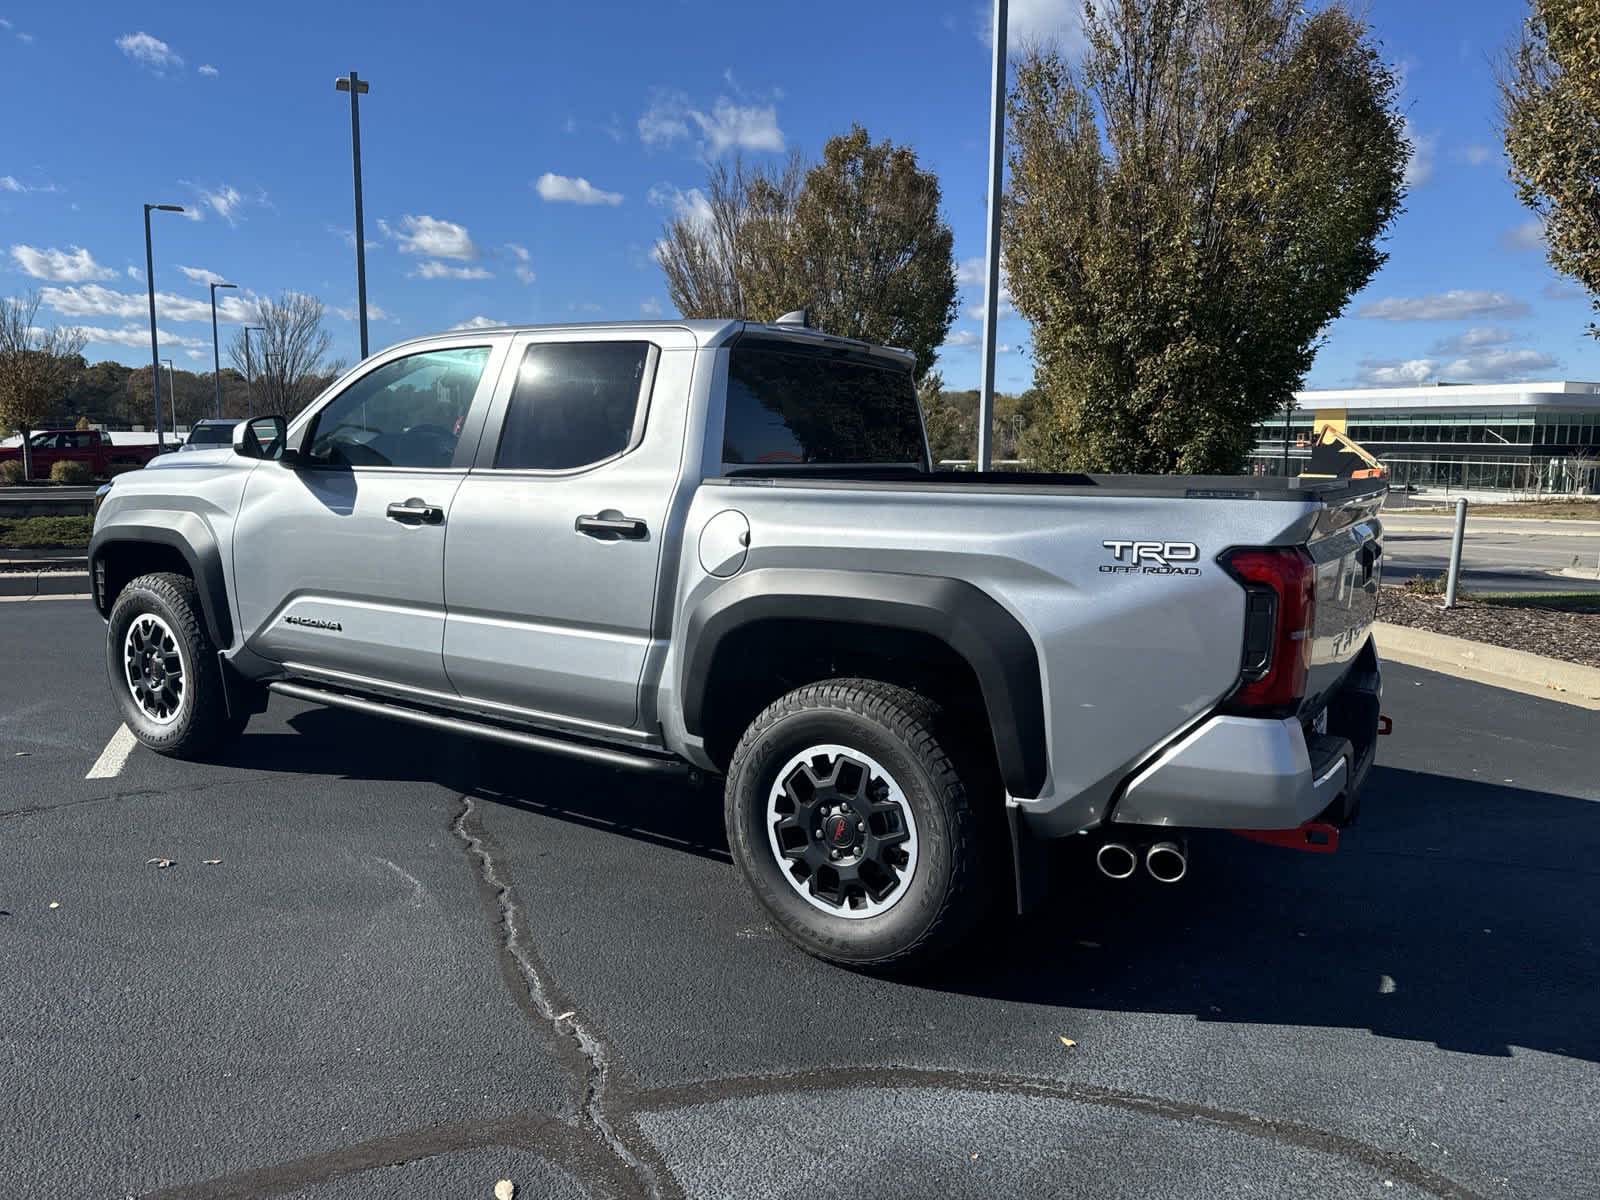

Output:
xmin=377 ymin=318 xmax=916 ymax=366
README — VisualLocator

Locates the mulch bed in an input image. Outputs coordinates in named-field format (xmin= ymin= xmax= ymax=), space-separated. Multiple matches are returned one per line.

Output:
xmin=1378 ymin=587 xmax=1600 ymax=669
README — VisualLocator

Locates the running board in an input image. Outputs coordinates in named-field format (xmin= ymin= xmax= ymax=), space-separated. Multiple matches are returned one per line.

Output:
xmin=267 ymin=680 xmax=688 ymax=775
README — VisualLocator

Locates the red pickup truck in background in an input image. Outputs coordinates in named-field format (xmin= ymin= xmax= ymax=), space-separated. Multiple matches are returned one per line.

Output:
xmin=0 ymin=429 xmax=165 ymax=479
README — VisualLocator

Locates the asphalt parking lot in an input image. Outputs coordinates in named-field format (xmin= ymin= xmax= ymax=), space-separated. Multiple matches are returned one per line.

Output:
xmin=3 ymin=598 xmax=1597 ymax=1199
xmin=1379 ymin=513 xmax=1600 ymax=593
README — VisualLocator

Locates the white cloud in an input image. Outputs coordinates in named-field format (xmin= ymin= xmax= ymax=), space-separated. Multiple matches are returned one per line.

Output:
xmin=1355 ymin=346 xmax=1560 ymax=386
xmin=640 ymin=297 xmax=663 ymax=317
xmin=0 ymin=19 xmax=10 ymax=29
xmin=452 ymin=315 xmax=505 ymax=330
xmin=126 ymin=266 xmax=142 ymax=281
xmin=332 ymin=302 xmax=390 ymax=322
xmin=116 ymin=32 xmax=183 ymax=72
xmin=1402 ymin=119 xmax=1436 ymax=189
xmin=383 ymin=214 xmax=479 ymax=260
xmin=1354 ymin=358 xmax=1434 ymax=386
xmin=198 ymin=64 xmax=219 ymax=77
xmin=639 ymin=89 xmax=784 ymax=156
xmin=0 ymin=174 xmax=58 ymax=194
xmin=9 ymin=244 xmax=115 ymax=283
xmin=955 ymin=257 xmax=987 ymax=286
xmin=193 ymin=183 xmax=244 ymax=224
xmin=534 ymin=172 xmax=624 ymax=206
xmin=967 ymin=284 xmax=1015 ymax=322
xmin=328 ymin=225 xmax=380 ymax=251
xmin=1462 ymin=144 xmax=1492 ymax=166
xmin=1544 ymin=280 xmax=1586 ymax=301
xmin=413 ymin=260 xmax=493 ymax=280
xmin=639 ymin=90 xmax=692 ymax=146
xmin=185 ymin=349 xmax=208 ymax=360
xmin=41 ymin=282 xmax=258 ymax=323
xmin=1357 ymin=289 xmax=1530 ymax=321
xmin=64 ymin=323 xmax=206 ymax=350
xmin=942 ymin=330 xmax=980 ymax=349
xmin=506 ymin=243 xmax=535 ymax=284
xmin=177 ymin=265 xmax=227 ymax=286
xmin=1500 ymin=220 xmax=1545 ymax=253
xmin=646 ymin=185 xmax=717 ymax=264
xmin=977 ymin=0 xmax=1085 ymax=54
xmin=15 ymin=31 xmax=32 ymax=44
xmin=1431 ymin=327 xmax=1516 ymax=355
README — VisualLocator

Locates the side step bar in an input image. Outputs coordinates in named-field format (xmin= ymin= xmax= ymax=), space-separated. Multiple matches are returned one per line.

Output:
xmin=267 ymin=680 xmax=688 ymax=775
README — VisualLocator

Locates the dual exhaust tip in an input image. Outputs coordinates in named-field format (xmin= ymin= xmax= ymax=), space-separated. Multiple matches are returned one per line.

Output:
xmin=1096 ymin=839 xmax=1187 ymax=884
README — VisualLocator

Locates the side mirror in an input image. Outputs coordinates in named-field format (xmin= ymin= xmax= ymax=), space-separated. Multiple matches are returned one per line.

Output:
xmin=233 ymin=414 xmax=291 ymax=462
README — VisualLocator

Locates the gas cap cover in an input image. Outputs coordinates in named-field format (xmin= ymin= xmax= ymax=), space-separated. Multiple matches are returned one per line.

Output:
xmin=699 ymin=509 xmax=751 ymax=578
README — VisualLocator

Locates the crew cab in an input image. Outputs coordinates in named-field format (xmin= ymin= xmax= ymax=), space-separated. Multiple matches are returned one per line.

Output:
xmin=88 ymin=317 xmax=1385 ymax=970
xmin=1 ymin=429 xmax=163 ymax=478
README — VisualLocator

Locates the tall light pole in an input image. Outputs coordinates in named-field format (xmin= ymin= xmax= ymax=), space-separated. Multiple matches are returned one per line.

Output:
xmin=335 ymin=71 xmax=372 ymax=359
xmin=210 ymin=281 xmax=237 ymax=418
xmin=976 ymin=0 xmax=1008 ymax=472
xmin=161 ymin=358 xmax=177 ymax=437
xmin=144 ymin=203 xmax=185 ymax=450
xmin=243 ymin=325 xmax=267 ymax=417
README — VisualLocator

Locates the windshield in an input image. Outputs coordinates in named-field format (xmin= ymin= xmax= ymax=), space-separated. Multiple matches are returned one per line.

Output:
xmin=186 ymin=423 xmax=236 ymax=446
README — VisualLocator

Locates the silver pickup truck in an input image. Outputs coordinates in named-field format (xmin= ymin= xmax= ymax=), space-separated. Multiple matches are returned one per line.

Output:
xmin=90 ymin=315 xmax=1385 ymax=970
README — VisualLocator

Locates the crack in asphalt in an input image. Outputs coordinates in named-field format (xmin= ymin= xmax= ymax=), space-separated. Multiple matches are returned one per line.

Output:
xmin=452 ymin=793 xmax=673 ymax=1200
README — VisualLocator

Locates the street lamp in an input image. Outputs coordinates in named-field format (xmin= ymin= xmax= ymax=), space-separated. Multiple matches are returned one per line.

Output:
xmin=335 ymin=71 xmax=372 ymax=359
xmin=161 ymin=358 xmax=176 ymax=436
xmin=243 ymin=325 xmax=267 ymax=417
xmin=210 ymin=281 xmax=237 ymax=418
xmin=976 ymin=0 xmax=1008 ymax=473
xmin=144 ymin=203 xmax=185 ymax=450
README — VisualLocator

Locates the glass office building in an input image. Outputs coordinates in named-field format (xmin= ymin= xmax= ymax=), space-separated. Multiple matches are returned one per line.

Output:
xmin=1251 ymin=380 xmax=1600 ymax=493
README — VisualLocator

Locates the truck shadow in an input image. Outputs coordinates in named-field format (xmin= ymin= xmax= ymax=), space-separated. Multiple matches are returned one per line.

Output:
xmin=225 ymin=711 xmax=1600 ymax=1063
xmin=939 ymin=764 xmax=1600 ymax=1063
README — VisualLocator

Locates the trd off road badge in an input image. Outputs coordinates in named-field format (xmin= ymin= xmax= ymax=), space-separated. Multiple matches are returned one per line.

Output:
xmin=1099 ymin=540 xmax=1201 ymax=576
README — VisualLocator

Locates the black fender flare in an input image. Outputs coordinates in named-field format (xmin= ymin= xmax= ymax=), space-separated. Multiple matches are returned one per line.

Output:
xmin=89 ymin=518 xmax=234 ymax=649
xmin=680 ymin=568 xmax=1048 ymax=799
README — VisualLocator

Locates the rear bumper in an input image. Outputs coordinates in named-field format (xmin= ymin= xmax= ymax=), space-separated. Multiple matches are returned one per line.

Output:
xmin=1111 ymin=640 xmax=1380 ymax=832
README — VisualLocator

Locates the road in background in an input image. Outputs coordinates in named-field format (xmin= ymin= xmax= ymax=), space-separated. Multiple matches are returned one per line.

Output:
xmin=1380 ymin=513 xmax=1600 ymax=592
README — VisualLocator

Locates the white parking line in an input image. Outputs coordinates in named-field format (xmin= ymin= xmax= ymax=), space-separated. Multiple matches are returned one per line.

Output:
xmin=85 ymin=724 xmax=138 ymax=780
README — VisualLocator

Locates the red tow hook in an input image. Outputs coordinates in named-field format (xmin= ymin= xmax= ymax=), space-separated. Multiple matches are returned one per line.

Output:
xmin=1232 ymin=822 xmax=1341 ymax=853
xmin=1378 ymin=714 xmax=1393 ymax=735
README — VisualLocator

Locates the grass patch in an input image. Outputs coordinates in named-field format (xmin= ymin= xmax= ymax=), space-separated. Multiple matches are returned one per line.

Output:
xmin=1473 ymin=590 xmax=1600 ymax=615
xmin=0 ymin=514 xmax=94 ymax=549
xmin=1399 ymin=499 xmax=1600 ymax=520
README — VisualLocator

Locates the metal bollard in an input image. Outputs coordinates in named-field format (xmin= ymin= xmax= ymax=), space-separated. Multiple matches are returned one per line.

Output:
xmin=1443 ymin=497 xmax=1467 ymax=608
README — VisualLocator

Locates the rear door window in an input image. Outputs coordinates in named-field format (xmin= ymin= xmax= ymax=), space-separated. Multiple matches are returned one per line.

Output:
xmin=493 ymin=341 xmax=653 ymax=471
xmin=723 ymin=339 xmax=926 ymax=469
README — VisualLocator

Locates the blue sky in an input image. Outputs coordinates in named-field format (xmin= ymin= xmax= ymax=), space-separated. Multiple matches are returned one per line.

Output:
xmin=2 ymin=0 xmax=1597 ymax=394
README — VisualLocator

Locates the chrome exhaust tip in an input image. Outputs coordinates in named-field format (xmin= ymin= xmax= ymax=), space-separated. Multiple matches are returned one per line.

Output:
xmin=1095 ymin=842 xmax=1138 ymax=881
xmin=1145 ymin=840 xmax=1187 ymax=884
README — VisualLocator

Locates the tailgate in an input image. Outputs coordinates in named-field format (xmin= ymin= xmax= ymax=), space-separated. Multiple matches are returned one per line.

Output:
xmin=1301 ymin=490 xmax=1384 ymax=712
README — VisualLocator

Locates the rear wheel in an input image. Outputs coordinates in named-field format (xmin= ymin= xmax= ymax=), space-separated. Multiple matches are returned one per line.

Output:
xmin=724 ymin=678 xmax=988 ymax=971
xmin=106 ymin=572 xmax=235 ymax=758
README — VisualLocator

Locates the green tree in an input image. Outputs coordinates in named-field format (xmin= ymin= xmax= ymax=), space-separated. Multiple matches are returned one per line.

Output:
xmin=658 ymin=126 xmax=959 ymax=379
xmin=1004 ymin=1 xmax=1407 ymax=474
xmin=0 ymin=292 xmax=88 ymax=479
xmin=1502 ymin=0 xmax=1600 ymax=336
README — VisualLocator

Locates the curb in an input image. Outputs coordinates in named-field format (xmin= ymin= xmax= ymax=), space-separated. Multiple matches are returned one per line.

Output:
xmin=1372 ymin=621 xmax=1600 ymax=710
xmin=0 ymin=570 xmax=88 ymax=599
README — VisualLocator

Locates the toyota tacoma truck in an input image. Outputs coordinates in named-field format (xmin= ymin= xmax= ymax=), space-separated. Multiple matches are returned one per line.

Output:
xmin=88 ymin=316 xmax=1385 ymax=970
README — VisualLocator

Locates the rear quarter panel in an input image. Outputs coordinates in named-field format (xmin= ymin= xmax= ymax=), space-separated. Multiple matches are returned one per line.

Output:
xmin=663 ymin=481 xmax=1325 ymax=831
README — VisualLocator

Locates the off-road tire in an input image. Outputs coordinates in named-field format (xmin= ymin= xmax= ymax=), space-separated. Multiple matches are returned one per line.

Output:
xmin=106 ymin=572 xmax=234 ymax=759
xmin=724 ymin=677 xmax=987 ymax=971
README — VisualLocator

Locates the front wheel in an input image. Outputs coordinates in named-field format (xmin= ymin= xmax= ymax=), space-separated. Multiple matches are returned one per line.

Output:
xmin=106 ymin=572 xmax=234 ymax=758
xmin=724 ymin=678 xmax=988 ymax=971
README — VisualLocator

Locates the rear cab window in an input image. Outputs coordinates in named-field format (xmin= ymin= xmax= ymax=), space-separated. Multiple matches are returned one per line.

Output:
xmin=722 ymin=336 xmax=927 ymax=472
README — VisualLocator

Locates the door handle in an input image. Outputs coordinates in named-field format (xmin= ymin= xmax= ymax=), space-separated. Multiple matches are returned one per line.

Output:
xmin=386 ymin=499 xmax=445 ymax=525
xmin=575 ymin=512 xmax=648 ymax=540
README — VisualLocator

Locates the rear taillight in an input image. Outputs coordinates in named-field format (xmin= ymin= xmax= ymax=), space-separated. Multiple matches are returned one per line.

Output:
xmin=1221 ymin=547 xmax=1315 ymax=715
